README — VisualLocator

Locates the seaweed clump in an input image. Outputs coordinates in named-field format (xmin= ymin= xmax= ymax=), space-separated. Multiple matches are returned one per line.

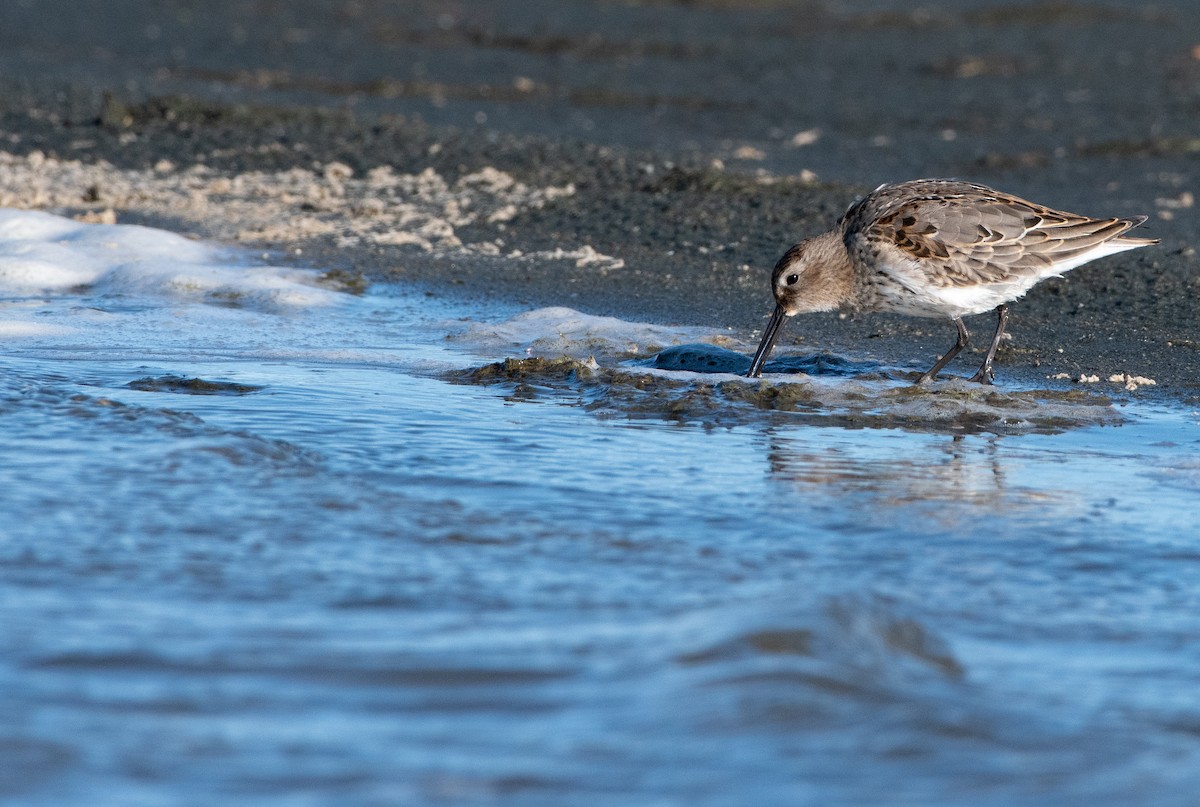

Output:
xmin=127 ymin=375 xmax=264 ymax=395
xmin=449 ymin=355 xmax=1121 ymax=434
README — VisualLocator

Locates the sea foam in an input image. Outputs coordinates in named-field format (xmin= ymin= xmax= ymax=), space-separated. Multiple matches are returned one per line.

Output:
xmin=0 ymin=209 xmax=336 ymax=308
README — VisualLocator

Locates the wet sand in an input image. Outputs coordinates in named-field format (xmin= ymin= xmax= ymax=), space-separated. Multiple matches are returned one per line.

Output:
xmin=0 ymin=0 xmax=1196 ymax=392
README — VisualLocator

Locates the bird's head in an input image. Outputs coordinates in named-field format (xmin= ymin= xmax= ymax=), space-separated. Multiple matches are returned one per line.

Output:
xmin=747 ymin=234 xmax=848 ymax=377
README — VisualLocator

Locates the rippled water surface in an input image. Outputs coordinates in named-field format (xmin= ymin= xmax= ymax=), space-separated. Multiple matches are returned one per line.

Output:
xmin=3 ymin=213 xmax=1200 ymax=806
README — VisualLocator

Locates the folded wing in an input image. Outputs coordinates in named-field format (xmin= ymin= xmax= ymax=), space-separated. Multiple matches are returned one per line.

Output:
xmin=843 ymin=180 xmax=1157 ymax=288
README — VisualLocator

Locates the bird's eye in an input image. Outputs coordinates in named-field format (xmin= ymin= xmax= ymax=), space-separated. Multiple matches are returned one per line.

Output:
xmin=786 ymin=274 xmax=799 ymax=285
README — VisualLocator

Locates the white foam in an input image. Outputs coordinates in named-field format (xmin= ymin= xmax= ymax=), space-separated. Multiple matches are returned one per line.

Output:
xmin=0 ymin=209 xmax=489 ymax=372
xmin=0 ymin=209 xmax=336 ymax=308
xmin=447 ymin=305 xmax=736 ymax=359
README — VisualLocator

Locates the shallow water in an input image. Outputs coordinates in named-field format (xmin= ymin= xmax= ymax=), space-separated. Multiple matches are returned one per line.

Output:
xmin=3 ymin=212 xmax=1200 ymax=806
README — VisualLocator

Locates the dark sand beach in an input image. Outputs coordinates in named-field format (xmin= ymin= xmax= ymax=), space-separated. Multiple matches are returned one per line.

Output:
xmin=0 ymin=0 xmax=1197 ymax=390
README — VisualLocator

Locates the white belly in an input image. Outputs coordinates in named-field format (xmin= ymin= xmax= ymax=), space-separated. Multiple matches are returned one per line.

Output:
xmin=866 ymin=238 xmax=1145 ymax=319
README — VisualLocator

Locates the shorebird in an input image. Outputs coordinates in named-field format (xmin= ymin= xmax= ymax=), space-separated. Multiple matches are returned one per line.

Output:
xmin=746 ymin=179 xmax=1157 ymax=383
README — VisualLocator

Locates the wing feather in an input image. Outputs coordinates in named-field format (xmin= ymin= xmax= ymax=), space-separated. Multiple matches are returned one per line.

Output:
xmin=842 ymin=180 xmax=1153 ymax=288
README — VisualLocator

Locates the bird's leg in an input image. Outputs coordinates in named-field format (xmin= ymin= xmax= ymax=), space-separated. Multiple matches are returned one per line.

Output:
xmin=969 ymin=304 xmax=1009 ymax=384
xmin=917 ymin=317 xmax=969 ymax=384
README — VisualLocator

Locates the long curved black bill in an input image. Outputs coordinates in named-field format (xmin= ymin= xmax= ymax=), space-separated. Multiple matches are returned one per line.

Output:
xmin=747 ymin=304 xmax=788 ymax=378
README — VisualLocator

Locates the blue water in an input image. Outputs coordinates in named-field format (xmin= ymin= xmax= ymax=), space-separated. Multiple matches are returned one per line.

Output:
xmin=2 ymin=247 xmax=1200 ymax=805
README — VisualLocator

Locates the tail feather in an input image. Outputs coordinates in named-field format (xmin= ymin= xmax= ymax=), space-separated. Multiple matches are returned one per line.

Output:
xmin=1115 ymin=215 xmax=1159 ymax=247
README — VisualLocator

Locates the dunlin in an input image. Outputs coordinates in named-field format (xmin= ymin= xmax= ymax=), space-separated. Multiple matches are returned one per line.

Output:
xmin=746 ymin=179 xmax=1158 ymax=383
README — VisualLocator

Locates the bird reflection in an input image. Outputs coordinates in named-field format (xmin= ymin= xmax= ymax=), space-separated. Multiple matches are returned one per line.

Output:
xmin=761 ymin=429 xmax=1061 ymax=527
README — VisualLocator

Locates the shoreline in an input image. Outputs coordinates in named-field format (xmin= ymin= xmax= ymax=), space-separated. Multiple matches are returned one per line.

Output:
xmin=0 ymin=0 xmax=1196 ymax=397
xmin=0 ymin=103 xmax=1192 ymax=401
